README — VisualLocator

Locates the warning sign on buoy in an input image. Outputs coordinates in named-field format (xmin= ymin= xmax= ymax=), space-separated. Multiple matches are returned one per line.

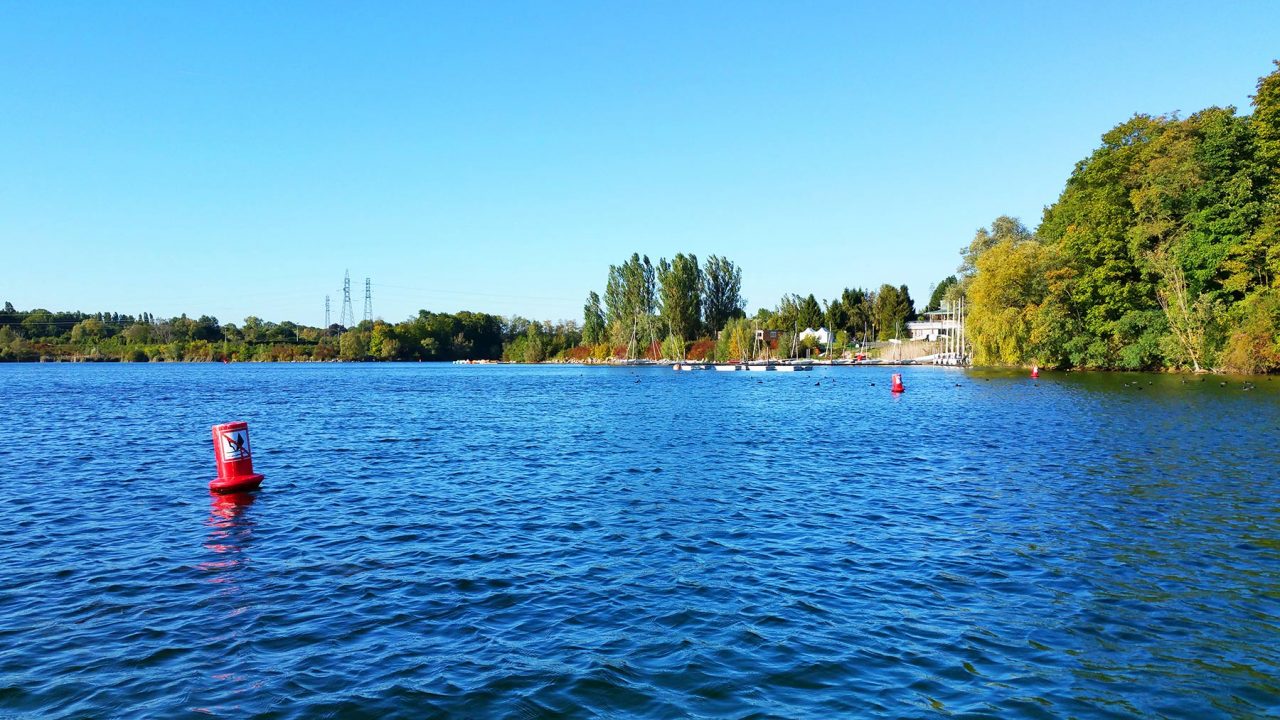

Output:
xmin=219 ymin=428 xmax=251 ymax=461
xmin=211 ymin=421 xmax=264 ymax=493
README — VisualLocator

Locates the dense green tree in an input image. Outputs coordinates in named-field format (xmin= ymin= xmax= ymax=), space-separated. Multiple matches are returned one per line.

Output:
xmin=769 ymin=294 xmax=801 ymax=331
xmin=69 ymin=318 xmax=104 ymax=343
xmin=582 ymin=291 xmax=606 ymax=346
xmin=925 ymin=276 xmax=958 ymax=312
xmin=241 ymin=316 xmax=265 ymax=344
xmin=839 ymin=288 xmax=874 ymax=341
xmin=961 ymin=217 xmax=1032 ymax=278
xmin=1253 ymin=60 xmax=1280 ymax=177
xmin=504 ymin=323 xmax=546 ymax=363
xmin=872 ymin=284 xmax=915 ymax=340
xmin=964 ymin=228 xmax=1054 ymax=365
xmin=1221 ymin=289 xmax=1280 ymax=373
xmin=1034 ymin=115 xmax=1173 ymax=367
xmin=369 ymin=321 xmax=400 ymax=360
xmin=797 ymin=294 xmax=822 ymax=330
xmin=604 ymin=253 xmax=658 ymax=357
xmin=338 ymin=330 xmax=369 ymax=361
xmin=825 ymin=297 xmax=849 ymax=336
xmin=657 ymin=253 xmax=702 ymax=341
xmin=21 ymin=309 xmax=56 ymax=338
xmin=1225 ymin=62 xmax=1280 ymax=300
xmin=0 ymin=302 xmax=17 ymax=328
xmin=702 ymin=255 xmax=744 ymax=334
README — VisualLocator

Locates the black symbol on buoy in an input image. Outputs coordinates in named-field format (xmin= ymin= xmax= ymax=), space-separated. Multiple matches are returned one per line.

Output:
xmin=223 ymin=431 xmax=249 ymax=459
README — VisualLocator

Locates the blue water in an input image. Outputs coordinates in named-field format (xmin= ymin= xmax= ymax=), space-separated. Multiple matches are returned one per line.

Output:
xmin=1 ymin=363 xmax=1278 ymax=718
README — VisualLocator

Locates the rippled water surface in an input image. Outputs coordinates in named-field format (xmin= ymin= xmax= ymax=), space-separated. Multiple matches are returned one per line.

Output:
xmin=2 ymin=363 xmax=1278 ymax=718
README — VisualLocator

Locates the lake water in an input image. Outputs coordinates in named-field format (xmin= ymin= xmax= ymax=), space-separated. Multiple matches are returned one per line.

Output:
xmin=1 ymin=363 xmax=1278 ymax=718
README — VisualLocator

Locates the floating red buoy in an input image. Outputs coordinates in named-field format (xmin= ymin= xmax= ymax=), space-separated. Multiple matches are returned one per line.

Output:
xmin=891 ymin=373 xmax=905 ymax=393
xmin=1031 ymin=365 xmax=1039 ymax=379
xmin=210 ymin=421 xmax=264 ymax=493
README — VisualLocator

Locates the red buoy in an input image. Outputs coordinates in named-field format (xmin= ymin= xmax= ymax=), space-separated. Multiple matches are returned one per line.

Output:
xmin=1031 ymin=365 xmax=1039 ymax=379
xmin=210 ymin=421 xmax=264 ymax=493
xmin=891 ymin=373 xmax=905 ymax=393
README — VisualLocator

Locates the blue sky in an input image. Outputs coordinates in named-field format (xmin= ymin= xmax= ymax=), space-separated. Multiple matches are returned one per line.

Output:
xmin=3 ymin=1 xmax=1278 ymax=326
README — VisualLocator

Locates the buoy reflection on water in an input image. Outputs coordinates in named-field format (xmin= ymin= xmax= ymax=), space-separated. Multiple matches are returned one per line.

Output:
xmin=201 ymin=491 xmax=257 ymax=579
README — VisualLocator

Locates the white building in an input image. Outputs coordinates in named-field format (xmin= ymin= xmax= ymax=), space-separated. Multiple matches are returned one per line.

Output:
xmin=798 ymin=327 xmax=832 ymax=345
xmin=906 ymin=311 xmax=961 ymax=341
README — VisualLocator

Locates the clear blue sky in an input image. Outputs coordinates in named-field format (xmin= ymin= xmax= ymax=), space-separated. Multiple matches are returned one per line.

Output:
xmin=3 ymin=1 xmax=1278 ymax=327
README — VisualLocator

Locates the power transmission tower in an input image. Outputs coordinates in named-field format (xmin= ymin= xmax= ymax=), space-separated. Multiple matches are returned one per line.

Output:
xmin=363 ymin=277 xmax=372 ymax=323
xmin=324 ymin=295 xmax=331 ymax=329
xmin=340 ymin=270 xmax=356 ymax=328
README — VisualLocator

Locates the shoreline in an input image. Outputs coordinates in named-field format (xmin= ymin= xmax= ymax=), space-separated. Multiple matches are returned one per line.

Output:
xmin=3 ymin=356 xmax=1275 ymax=377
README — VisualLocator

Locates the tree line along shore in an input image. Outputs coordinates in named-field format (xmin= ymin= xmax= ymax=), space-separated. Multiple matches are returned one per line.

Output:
xmin=0 ymin=263 xmax=923 ymax=366
xmin=4 ymin=62 xmax=1279 ymax=373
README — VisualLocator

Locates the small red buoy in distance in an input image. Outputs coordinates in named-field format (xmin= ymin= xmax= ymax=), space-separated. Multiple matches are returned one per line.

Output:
xmin=1031 ymin=365 xmax=1039 ymax=379
xmin=210 ymin=421 xmax=264 ymax=493
xmin=891 ymin=373 xmax=905 ymax=393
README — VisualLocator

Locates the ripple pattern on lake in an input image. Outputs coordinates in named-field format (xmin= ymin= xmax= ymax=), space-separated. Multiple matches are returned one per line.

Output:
xmin=1 ymin=364 xmax=1278 ymax=718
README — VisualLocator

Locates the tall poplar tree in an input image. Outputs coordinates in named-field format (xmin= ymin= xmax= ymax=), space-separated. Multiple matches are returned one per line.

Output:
xmin=702 ymin=255 xmax=744 ymax=335
xmin=657 ymin=253 xmax=702 ymax=340
xmin=582 ymin=291 xmax=606 ymax=346
xmin=603 ymin=253 xmax=658 ymax=356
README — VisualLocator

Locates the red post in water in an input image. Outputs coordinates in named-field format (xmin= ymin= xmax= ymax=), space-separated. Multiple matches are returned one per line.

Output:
xmin=891 ymin=373 xmax=905 ymax=393
xmin=1031 ymin=365 xmax=1040 ymax=379
xmin=210 ymin=421 xmax=264 ymax=493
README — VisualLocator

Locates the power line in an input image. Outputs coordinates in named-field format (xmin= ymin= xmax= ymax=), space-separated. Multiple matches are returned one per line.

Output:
xmin=374 ymin=281 xmax=578 ymax=302
xmin=325 ymin=295 xmax=331 ymax=328
xmin=340 ymin=270 xmax=355 ymax=328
